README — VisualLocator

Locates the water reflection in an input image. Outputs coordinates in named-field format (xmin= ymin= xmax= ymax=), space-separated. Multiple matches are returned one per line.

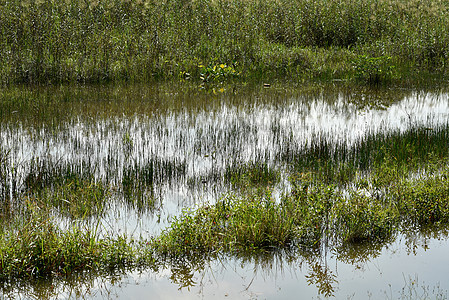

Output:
xmin=2 ymin=228 xmax=448 ymax=299
xmin=2 ymin=84 xmax=449 ymax=234
xmin=2 ymin=83 xmax=449 ymax=298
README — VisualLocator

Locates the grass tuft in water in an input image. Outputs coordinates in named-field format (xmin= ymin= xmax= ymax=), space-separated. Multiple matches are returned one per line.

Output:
xmin=154 ymin=189 xmax=294 ymax=257
xmin=0 ymin=200 xmax=154 ymax=281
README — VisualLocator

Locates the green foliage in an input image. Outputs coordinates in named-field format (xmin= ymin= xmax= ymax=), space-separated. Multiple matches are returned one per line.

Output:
xmin=333 ymin=191 xmax=396 ymax=243
xmin=155 ymin=190 xmax=295 ymax=257
xmin=352 ymin=55 xmax=395 ymax=84
xmin=199 ymin=63 xmax=240 ymax=83
xmin=0 ymin=0 xmax=449 ymax=84
xmin=0 ymin=202 xmax=98 ymax=279
xmin=283 ymin=182 xmax=335 ymax=246
xmin=156 ymin=152 xmax=449 ymax=257
xmin=0 ymin=200 xmax=152 ymax=280
xmin=396 ymin=169 xmax=449 ymax=226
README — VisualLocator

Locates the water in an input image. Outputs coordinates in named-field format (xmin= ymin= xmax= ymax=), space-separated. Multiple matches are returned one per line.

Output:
xmin=6 ymin=230 xmax=449 ymax=299
xmin=1 ymin=83 xmax=449 ymax=298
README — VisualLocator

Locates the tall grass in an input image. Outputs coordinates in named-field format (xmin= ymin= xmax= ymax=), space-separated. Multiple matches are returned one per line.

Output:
xmin=1 ymin=0 xmax=449 ymax=84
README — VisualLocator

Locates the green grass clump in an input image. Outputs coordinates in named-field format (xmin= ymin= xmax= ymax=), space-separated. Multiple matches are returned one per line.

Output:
xmin=396 ymin=170 xmax=449 ymax=226
xmin=155 ymin=177 xmax=396 ymax=257
xmin=155 ymin=190 xmax=294 ymax=257
xmin=0 ymin=206 xmax=117 ymax=279
xmin=333 ymin=191 xmax=397 ymax=243
xmin=0 ymin=200 xmax=154 ymax=281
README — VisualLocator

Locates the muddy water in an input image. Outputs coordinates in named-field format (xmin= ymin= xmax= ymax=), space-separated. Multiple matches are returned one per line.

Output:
xmin=1 ymin=83 xmax=449 ymax=298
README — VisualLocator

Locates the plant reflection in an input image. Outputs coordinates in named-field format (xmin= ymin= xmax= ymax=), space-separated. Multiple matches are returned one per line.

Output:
xmin=0 ymin=271 xmax=123 ymax=300
xmin=335 ymin=238 xmax=391 ymax=270
xmin=169 ymin=264 xmax=197 ymax=290
xmin=305 ymin=262 xmax=337 ymax=297
xmin=2 ymin=226 xmax=449 ymax=300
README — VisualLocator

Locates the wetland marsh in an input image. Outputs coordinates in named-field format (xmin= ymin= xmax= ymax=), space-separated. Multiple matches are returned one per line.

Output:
xmin=1 ymin=83 xmax=449 ymax=299
xmin=3 ymin=0 xmax=449 ymax=298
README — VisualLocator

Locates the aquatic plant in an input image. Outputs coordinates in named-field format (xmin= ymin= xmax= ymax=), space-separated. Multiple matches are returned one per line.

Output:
xmin=352 ymin=55 xmax=395 ymax=85
xmin=0 ymin=199 xmax=155 ymax=281
xmin=154 ymin=190 xmax=296 ymax=257
xmin=198 ymin=63 xmax=240 ymax=83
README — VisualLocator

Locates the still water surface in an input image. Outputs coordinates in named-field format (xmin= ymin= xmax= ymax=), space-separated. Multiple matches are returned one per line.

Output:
xmin=93 ymin=234 xmax=449 ymax=299
xmin=1 ymin=83 xmax=449 ymax=299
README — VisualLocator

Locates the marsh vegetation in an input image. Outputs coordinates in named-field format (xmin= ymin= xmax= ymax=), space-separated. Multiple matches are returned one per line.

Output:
xmin=2 ymin=0 xmax=449 ymax=298
xmin=1 ymin=83 xmax=449 ymax=298
xmin=1 ymin=0 xmax=449 ymax=85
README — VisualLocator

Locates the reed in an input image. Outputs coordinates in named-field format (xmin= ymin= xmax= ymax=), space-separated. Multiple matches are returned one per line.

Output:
xmin=1 ymin=0 xmax=449 ymax=84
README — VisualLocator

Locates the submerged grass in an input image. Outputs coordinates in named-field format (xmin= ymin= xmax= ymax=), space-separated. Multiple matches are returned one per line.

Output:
xmin=1 ymin=0 xmax=449 ymax=84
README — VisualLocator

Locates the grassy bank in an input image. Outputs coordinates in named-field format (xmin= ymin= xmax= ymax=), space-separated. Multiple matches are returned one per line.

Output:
xmin=1 ymin=0 xmax=449 ymax=85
